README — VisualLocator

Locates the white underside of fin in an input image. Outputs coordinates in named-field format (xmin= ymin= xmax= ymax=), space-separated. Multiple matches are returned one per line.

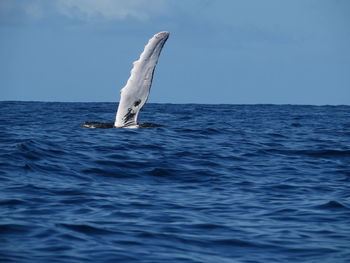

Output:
xmin=114 ymin=31 xmax=169 ymax=128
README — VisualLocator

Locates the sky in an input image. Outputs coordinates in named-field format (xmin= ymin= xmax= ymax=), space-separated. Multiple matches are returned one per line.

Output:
xmin=0 ymin=0 xmax=349 ymax=105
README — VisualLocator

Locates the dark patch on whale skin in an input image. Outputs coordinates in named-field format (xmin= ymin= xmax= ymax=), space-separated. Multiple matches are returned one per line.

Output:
xmin=134 ymin=99 xmax=141 ymax=107
xmin=122 ymin=99 xmax=141 ymax=126
xmin=123 ymin=108 xmax=136 ymax=125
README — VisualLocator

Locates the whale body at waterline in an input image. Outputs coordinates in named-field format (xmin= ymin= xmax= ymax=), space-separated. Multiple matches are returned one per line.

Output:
xmin=82 ymin=31 xmax=169 ymax=129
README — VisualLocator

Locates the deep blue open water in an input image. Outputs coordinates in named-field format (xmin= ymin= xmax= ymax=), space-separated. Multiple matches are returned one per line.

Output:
xmin=1 ymin=101 xmax=350 ymax=263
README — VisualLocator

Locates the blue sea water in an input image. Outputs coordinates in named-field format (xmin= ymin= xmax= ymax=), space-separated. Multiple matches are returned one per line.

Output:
xmin=0 ymin=101 xmax=350 ymax=263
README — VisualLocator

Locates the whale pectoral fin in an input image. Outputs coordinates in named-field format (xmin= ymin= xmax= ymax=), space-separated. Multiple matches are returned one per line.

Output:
xmin=114 ymin=31 xmax=169 ymax=128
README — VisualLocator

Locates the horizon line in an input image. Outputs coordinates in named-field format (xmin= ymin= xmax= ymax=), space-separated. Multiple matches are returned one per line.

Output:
xmin=0 ymin=100 xmax=349 ymax=107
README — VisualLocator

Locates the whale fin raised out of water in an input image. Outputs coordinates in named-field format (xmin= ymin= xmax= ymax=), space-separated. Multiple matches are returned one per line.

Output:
xmin=82 ymin=31 xmax=169 ymax=129
xmin=114 ymin=31 xmax=169 ymax=128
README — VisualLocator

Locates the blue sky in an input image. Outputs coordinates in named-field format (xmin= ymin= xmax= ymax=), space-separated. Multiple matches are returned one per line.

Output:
xmin=1 ymin=0 xmax=349 ymax=104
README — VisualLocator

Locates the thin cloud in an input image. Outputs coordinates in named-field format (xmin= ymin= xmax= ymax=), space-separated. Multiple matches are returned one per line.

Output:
xmin=56 ymin=0 xmax=169 ymax=21
xmin=0 ymin=0 xmax=44 ymax=20
xmin=24 ymin=0 xmax=43 ymax=19
xmin=0 ymin=0 xmax=169 ymax=23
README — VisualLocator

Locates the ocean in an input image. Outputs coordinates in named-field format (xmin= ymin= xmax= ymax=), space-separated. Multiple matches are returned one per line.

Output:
xmin=1 ymin=101 xmax=349 ymax=263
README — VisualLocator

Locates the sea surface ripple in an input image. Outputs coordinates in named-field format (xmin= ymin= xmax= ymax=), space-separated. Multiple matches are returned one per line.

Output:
xmin=1 ymin=102 xmax=350 ymax=263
